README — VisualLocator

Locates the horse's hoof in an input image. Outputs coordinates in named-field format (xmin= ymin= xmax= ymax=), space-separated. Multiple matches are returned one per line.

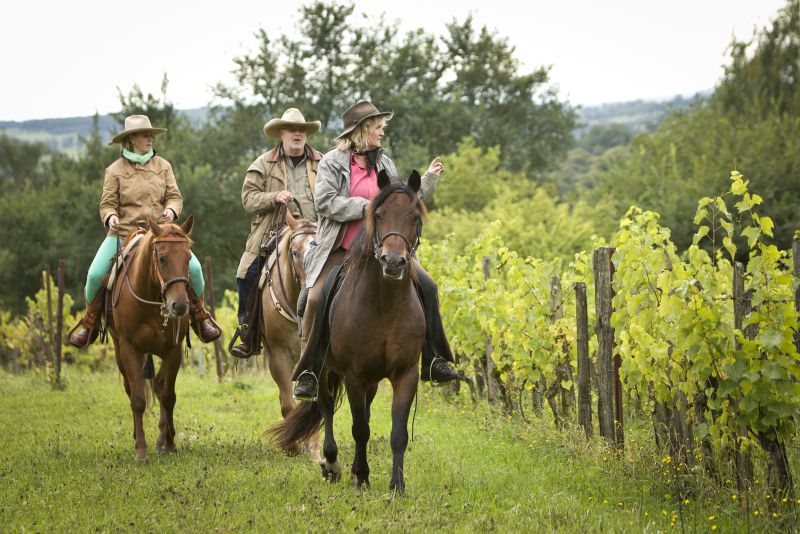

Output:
xmin=320 ymin=460 xmax=341 ymax=482
xmin=156 ymin=443 xmax=177 ymax=454
xmin=389 ymin=481 xmax=405 ymax=496
xmin=135 ymin=453 xmax=149 ymax=464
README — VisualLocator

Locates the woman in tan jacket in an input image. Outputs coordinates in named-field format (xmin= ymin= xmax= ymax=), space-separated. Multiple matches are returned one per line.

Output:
xmin=68 ymin=115 xmax=220 ymax=347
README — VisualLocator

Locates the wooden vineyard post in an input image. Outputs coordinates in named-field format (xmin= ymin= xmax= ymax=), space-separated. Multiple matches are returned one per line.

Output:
xmin=44 ymin=265 xmax=54 ymax=371
xmin=594 ymin=247 xmax=622 ymax=449
xmin=482 ymin=256 xmax=498 ymax=405
xmin=204 ymin=256 xmax=225 ymax=383
xmin=575 ymin=282 xmax=592 ymax=438
xmin=55 ymin=260 xmax=65 ymax=386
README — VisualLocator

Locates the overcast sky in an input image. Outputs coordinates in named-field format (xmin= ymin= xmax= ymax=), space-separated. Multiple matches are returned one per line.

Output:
xmin=0 ymin=0 xmax=786 ymax=121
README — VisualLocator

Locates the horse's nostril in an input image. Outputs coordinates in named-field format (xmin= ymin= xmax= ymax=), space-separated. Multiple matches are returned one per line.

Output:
xmin=171 ymin=302 xmax=188 ymax=316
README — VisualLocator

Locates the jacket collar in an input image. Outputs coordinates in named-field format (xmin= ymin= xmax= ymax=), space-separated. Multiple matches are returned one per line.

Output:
xmin=264 ymin=144 xmax=322 ymax=163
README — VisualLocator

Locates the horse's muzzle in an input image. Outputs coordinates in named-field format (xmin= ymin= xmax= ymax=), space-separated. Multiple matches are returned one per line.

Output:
xmin=169 ymin=300 xmax=188 ymax=317
xmin=379 ymin=253 xmax=407 ymax=280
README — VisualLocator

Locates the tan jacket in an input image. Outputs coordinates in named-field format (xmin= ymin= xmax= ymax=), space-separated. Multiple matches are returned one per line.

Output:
xmin=99 ymin=155 xmax=182 ymax=237
xmin=236 ymin=144 xmax=322 ymax=278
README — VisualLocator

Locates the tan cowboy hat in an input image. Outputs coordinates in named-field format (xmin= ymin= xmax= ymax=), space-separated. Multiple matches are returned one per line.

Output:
xmin=108 ymin=115 xmax=167 ymax=145
xmin=263 ymin=108 xmax=321 ymax=139
xmin=336 ymin=100 xmax=393 ymax=139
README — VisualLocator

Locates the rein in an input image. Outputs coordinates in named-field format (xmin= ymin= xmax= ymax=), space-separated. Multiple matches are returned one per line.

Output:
xmin=272 ymin=226 xmax=316 ymax=324
xmin=122 ymin=233 xmax=192 ymax=346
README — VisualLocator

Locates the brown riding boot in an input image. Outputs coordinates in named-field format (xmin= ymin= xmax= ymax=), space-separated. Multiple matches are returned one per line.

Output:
xmin=189 ymin=291 xmax=222 ymax=343
xmin=67 ymin=290 xmax=106 ymax=348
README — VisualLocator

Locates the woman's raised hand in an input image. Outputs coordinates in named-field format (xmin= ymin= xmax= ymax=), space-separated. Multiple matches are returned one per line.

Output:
xmin=427 ymin=156 xmax=445 ymax=177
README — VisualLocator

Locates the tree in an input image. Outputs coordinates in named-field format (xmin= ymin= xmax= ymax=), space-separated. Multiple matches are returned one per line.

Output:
xmin=213 ymin=1 xmax=576 ymax=179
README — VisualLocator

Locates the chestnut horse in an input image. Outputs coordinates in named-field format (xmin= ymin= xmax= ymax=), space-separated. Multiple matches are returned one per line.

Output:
xmin=260 ymin=211 xmax=319 ymax=461
xmin=271 ymin=170 xmax=426 ymax=494
xmin=109 ymin=216 xmax=194 ymax=462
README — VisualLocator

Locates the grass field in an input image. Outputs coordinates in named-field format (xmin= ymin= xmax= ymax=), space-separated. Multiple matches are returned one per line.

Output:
xmin=0 ymin=367 xmax=793 ymax=532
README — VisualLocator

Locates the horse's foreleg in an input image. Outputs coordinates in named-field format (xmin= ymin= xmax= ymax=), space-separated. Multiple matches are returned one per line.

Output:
xmin=389 ymin=369 xmax=418 ymax=495
xmin=155 ymin=349 xmax=181 ymax=453
xmin=266 ymin=344 xmax=296 ymax=420
xmin=346 ymin=381 xmax=371 ymax=489
xmin=118 ymin=338 xmax=149 ymax=462
xmin=318 ymin=376 xmax=341 ymax=482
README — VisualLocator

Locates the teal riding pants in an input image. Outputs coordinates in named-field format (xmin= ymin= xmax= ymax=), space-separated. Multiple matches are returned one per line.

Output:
xmin=85 ymin=236 xmax=204 ymax=301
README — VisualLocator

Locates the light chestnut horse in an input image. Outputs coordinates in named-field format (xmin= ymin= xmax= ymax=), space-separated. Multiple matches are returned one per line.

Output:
xmin=109 ymin=216 xmax=194 ymax=462
xmin=261 ymin=211 xmax=319 ymax=461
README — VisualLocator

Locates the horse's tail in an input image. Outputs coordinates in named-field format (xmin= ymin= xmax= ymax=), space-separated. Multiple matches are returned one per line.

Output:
xmin=267 ymin=370 xmax=343 ymax=451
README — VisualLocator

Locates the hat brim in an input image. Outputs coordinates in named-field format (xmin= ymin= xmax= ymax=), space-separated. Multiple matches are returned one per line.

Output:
xmin=335 ymin=111 xmax=393 ymax=139
xmin=107 ymin=127 xmax=167 ymax=146
xmin=263 ymin=119 xmax=322 ymax=140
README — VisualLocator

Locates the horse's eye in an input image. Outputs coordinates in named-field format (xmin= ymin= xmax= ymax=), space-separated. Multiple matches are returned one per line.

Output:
xmin=158 ymin=256 xmax=166 ymax=265
xmin=376 ymin=212 xmax=383 ymax=221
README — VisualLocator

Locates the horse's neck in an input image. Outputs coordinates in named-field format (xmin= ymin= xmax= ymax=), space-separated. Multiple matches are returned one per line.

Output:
xmin=130 ymin=241 xmax=160 ymax=300
xmin=351 ymin=260 xmax=413 ymax=307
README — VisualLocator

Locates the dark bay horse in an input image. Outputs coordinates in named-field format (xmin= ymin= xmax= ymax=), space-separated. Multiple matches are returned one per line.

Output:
xmin=109 ymin=216 xmax=195 ymax=462
xmin=260 ymin=210 xmax=319 ymax=461
xmin=271 ymin=170 xmax=427 ymax=494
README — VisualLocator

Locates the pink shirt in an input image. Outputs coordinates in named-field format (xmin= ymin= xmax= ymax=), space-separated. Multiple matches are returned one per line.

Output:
xmin=341 ymin=153 xmax=379 ymax=249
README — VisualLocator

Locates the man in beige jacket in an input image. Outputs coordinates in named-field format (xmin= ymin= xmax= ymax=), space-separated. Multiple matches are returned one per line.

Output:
xmin=230 ymin=108 xmax=323 ymax=358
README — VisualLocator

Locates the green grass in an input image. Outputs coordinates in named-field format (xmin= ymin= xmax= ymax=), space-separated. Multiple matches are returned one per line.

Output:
xmin=0 ymin=368 xmax=793 ymax=532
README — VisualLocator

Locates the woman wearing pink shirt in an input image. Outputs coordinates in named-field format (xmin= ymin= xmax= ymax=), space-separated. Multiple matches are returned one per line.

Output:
xmin=293 ymin=101 xmax=458 ymax=400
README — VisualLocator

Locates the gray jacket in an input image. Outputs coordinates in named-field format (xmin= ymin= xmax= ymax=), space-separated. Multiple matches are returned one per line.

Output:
xmin=303 ymin=148 xmax=439 ymax=289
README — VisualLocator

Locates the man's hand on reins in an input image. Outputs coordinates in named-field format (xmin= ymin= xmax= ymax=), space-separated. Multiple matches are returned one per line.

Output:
xmin=276 ymin=190 xmax=294 ymax=204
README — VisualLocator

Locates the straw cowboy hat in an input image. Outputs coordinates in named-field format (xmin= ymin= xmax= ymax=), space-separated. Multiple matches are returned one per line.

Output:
xmin=336 ymin=100 xmax=393 ymax=139
xmin=263 ymin=108 xmax=321 ymax=139
xmin=108 ymin=115 xmax=167 ymax=145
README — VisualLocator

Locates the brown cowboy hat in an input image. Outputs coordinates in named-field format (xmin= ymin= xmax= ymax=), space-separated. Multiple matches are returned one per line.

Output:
xmin=335 ymin=100 xmax=393 ymax=139
xmin=108 ymin=115 xmax=167 ymax=146
xmin=263 ymin=108 xmax=321 ymax=139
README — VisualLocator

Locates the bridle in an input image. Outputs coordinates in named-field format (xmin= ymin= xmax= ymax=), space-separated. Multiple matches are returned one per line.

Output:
xmin=123 ymin=233 xmax=192 ymax=344
xmin=273 ymin=225 xmax=317 ymax=323
xmin=371 ymin=193 xmax=424 ymax=262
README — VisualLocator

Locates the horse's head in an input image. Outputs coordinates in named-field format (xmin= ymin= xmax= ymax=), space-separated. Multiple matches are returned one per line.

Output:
xmin=284 ymin=210 xmax=317 ymax=285
xmin=365 ymin=169 xmax=426 ymax=280
xmin=147 ymin=215 xmax=194 ymax=317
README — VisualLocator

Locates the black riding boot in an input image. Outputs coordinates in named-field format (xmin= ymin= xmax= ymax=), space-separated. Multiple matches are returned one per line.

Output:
xmin=415 ymin=266 xmax=460 ymax=382
xmin=230 ymin=259 xmax=262 ymax=358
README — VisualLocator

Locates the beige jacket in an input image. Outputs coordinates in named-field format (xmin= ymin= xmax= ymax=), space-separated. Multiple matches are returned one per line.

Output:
xmin=236 ymin=144 xmax=322 ymax=278
xmin=99 ymin=155 xmax=182 ymax=237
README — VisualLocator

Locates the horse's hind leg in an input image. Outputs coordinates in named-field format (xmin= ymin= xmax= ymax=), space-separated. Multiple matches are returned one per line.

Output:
xmin=155 ymin=349 xmax=181 ymax=454
xmin=346 ymin=380 xmax=373 ymax=489
xmin=389 ymin=369 xmax=418 ymax=495
xmin=117 ymin=338 xmax=149 ymax=462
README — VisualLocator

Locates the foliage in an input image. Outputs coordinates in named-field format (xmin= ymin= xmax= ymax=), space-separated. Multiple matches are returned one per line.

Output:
xmin=214 ymin=1 xmax=577 ymax=176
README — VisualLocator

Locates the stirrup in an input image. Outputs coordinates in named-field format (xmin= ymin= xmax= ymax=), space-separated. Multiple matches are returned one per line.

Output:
xmin=422 ymin=356 xmax=459 ymax=386
xmin=293 ymin=370 xmax=320 ymax=402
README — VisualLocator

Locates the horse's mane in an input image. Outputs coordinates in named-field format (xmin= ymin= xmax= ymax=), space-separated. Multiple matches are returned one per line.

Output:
xmin=346 ymin=182 xmax=427 ymax=272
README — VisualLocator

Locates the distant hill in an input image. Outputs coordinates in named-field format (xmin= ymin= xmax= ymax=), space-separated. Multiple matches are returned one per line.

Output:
xmin=0 ymin=97 xmax=704 ymax=155
xmin=575 ymin=93 xmax=708 ymax=136
xmin=0 ymin=108 xmax=208 ymax=155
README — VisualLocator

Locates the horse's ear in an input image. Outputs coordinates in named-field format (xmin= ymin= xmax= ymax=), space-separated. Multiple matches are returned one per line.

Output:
xmin=147 ymin=216 xmax=162 ymax=236
xmin=408 ymin=169 xmax=421 ymax=193
xmin=378 ymin=169 xmax=391 ymax=190
xmin=180 ymin=214 xmax=194 ymax=236
xmin=286 ymin=209 xmax=298 ymax=230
